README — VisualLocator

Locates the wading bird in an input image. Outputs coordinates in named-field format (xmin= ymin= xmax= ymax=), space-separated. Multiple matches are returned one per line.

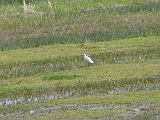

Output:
xmin=84 ymin=54 xmax=94 ymax=66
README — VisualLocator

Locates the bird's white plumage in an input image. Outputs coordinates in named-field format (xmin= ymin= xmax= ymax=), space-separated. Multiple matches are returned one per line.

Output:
xmin=84 ymin=54 xmax=94 ymax=63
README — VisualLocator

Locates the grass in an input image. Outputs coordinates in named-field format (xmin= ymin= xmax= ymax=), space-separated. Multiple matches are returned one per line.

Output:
xmin=0 ymin=0 xmax=160 ymax=119
xmin=0 ymin=36 xmax=160 ymax=98
xmin=0 ymin=90 xmax=160 ymax=119
xmin=0 ymin=36 xmax=159 ymax=80
xmin=0 ymin=36 xmax=159 ymax=103
xmin=0 ymin=36 xmax=159 ymax=63
xmin=43 ymin=75 xmax=82 ymax=81
xmin=0 ymin=0 xmax=160 ymax=50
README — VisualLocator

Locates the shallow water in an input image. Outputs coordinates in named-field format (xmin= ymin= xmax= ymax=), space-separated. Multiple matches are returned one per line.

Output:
xmin=0 ymin=83 xmax=159 ymax=108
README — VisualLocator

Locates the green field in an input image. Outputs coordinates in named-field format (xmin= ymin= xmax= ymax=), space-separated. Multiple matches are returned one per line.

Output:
xmin=0 ymin=0 xmax=160 ymax=119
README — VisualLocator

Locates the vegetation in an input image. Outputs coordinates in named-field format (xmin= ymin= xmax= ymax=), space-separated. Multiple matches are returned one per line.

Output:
xmin=0 ymin=0 xmax=160 ymax=50
xmin=0 ymin=0 xmax=160 ymax=119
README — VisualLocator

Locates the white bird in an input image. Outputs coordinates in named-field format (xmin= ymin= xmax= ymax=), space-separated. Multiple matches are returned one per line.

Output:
xmin=84 ymin=54 xmax=94 ymax=63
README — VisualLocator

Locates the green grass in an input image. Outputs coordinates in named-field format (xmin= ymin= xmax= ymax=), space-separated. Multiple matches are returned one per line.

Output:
xmin=0 ymin=0 xmax=160 ymax=119
xmin=0 ymin=36 xmax=159 ymax=81
xmin=0 ymin=90 xmax=160 ymax=120
xmin=0 ymin=36 xmax=159 ymax=63
xmin=0 ymin=36 xmax=160 ymax=99
xmin=43 ymin=75 xmax=82 ymax=81
xmin=0 ymin=0 xmax=160 ymax=50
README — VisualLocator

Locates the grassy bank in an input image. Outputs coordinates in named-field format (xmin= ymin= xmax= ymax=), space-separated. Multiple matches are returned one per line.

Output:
xmin=0 ymin=36 xmax=160 ymax=120
xmin=0 ymin=0 xmax=160 ymax=119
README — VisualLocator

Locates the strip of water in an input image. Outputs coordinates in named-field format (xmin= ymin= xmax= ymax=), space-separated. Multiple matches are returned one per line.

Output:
xmin=0 ymin=82 xmax=160 ymax=108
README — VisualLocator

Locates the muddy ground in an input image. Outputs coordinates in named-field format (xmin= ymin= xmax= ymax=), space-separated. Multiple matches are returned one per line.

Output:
xmin=1 ymin=103 xmax=160 ymax=120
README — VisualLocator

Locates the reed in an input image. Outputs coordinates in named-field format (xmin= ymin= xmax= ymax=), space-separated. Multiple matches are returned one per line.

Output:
xmin=0 ymin=0 xmax=160 ymax=50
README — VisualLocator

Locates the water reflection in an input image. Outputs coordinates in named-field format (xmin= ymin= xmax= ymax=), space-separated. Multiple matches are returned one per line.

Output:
xmin=0 ymin=83 xmax=159 ymax=108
